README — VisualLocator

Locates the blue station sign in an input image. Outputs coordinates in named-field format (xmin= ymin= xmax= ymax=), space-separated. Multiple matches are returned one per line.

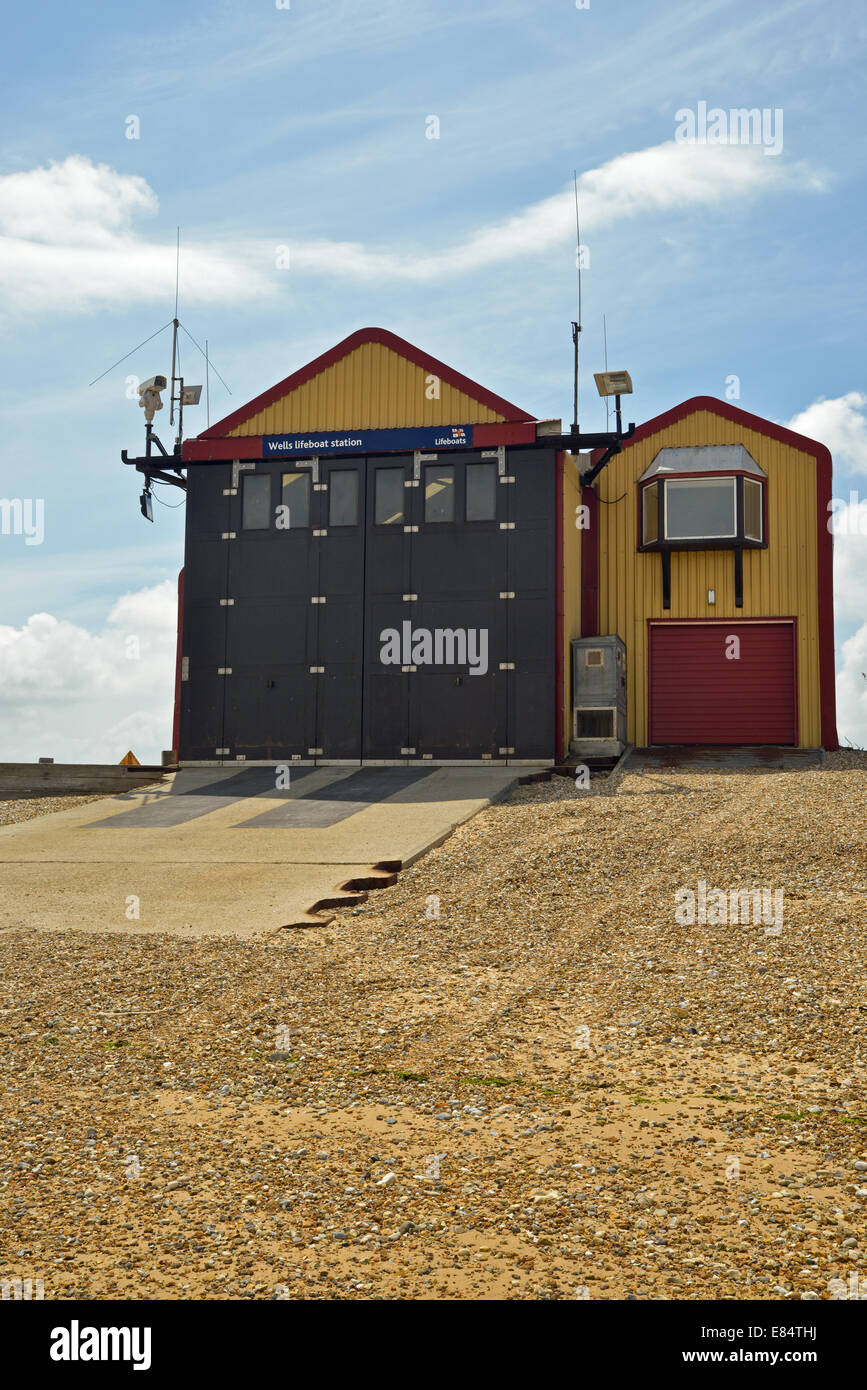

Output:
xmin=262 ymin=425 xmax=475 ymax=456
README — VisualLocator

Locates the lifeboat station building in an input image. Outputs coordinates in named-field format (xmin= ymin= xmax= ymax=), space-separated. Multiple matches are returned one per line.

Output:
xmin=174 ymin=327 xmax=837 ymax=765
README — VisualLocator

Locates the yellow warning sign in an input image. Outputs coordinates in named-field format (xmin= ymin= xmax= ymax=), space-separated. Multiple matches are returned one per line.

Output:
xmin=119 ymin=751 xmax=141 ymax=766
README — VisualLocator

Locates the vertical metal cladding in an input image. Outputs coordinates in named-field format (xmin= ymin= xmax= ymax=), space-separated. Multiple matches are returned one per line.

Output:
xmin=596 ymin=409 xmax=824 ymax=747
xmin=177 ymin=326 xmax=835 ymax=760
xmin=179 ymin=448 xmax=560 ymax=762
xmin=227 ymin=342 xmax=507 ymax=436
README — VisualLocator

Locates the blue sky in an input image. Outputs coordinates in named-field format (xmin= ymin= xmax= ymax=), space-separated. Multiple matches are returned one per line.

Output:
xmin=0 ymin=0 xmax=866 ymax=759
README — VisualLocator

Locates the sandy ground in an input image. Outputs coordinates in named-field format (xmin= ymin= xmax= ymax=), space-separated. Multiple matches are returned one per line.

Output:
xmin=0 ymin=753 xmax=865 ymax=1301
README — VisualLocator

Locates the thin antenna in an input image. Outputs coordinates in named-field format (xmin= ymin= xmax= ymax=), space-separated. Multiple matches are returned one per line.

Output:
xmin=174 ymin=227 xmax=180 ymax=320
xmin=179 ymin=324 xmax=231 ymax=394
xmin=603 ymin=314 xmax=609 ymax=430
xmin=571 ymin=170 xmax=582 ymax=434
xmin=169 ymin=228 xmax=181 ymax=428
xmin=574 ymin=170 xmax=583 ymax=329
xmin=205 ymin=338 xmax=210 ymax=427
xmin=88 ymin=321 xmax=173 ymax=387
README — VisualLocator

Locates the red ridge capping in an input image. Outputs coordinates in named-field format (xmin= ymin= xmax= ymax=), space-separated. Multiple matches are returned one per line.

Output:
xmin=590 ymin=395 xmax=837 ymax=750
xmin=197 ymin=327 xmax=536 ymax=440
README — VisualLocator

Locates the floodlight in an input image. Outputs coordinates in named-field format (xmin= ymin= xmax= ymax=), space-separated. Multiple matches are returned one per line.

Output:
xmin=594 ymin=370 xmax=633 ymax=397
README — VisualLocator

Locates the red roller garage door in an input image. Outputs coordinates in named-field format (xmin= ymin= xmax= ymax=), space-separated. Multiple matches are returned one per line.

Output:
xmin=649 ymin=621 xmax=797 ymax=745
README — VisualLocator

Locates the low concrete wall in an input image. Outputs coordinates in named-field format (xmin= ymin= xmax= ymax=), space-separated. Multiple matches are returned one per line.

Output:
xmin=0 ymin=764 xmax=169 ymax=796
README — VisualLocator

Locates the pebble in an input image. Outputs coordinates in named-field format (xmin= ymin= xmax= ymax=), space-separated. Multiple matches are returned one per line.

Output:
xmin=1 ymin=751 xmax=865 ymax=1302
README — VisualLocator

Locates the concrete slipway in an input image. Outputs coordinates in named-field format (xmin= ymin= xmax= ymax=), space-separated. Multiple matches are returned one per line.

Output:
xmin=0 ymin=766 xmax=546 ymax=938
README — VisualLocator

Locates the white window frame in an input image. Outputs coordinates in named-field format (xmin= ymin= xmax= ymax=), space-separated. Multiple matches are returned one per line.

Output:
xmin=642 ymin=480 xmax=659 ymax=545
xmin=663 ymin=476 xmax=737 ymax=541
xmin=743 ymin=476 xmax=763 ymax=542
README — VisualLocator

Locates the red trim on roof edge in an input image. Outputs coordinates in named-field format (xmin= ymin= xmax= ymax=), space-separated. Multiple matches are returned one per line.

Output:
xmin=183 ymin=436 xmax=262 ymax=462
xmin=815 ymin=445 xmax=838 ymax=750
xmin=590 ymin=395 xmax=837 ymax=750
xmin=473 ymin=421 xmax=536 ymax=446
xmin=181 ymin=421 xmax=538 ymax=462
xmin=198 ymin=327 xmax=535 ymax=439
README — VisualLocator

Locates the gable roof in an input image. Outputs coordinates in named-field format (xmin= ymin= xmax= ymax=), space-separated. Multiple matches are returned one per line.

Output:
xmin=198 ymin=326 xmax=534 ymax=439
xmin=591 ymin=393 xmax=836 ymax=752
xmin=613 ymin=395 xmax=832 ymax=468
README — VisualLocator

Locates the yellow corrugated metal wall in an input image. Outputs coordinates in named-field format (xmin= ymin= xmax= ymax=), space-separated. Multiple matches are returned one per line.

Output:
xmin=561 ymin=452 xmax=582 ymax=759
xmin=229 ymin=342 xmax=506 ymax=435
xmin=596 ymin=410 xmax=821 ymax=747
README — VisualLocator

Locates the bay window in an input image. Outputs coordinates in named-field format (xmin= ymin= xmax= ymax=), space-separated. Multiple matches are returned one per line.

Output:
xmin=637 ymin=444 xmax=768 ymax=609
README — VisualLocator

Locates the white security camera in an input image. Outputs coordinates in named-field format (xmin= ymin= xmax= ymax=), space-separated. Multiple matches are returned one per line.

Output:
xmin=138 ymin=375 xmax=167 ymax=395
xmin=137 ymin=374 xmax=166 ymax=424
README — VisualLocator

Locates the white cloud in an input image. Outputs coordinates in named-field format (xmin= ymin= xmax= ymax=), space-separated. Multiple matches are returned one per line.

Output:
xmin=836 ymin=623 xmax=867 ymax=749
xmin=783 ymin=395 xmax=867 ymax=630
xmin=0 ymin=142 xmax=823 ymax=313
xmin=291 ymin=141 xmax=820 ymax=283
xmin=0 ymin=580 xmax=176 ymax=763
xmin=828 ymin=497 xmax=867 ymax=624
xmin=786 ymin=391 xmax=867 ymax=474
xmin=0 ymin=154 xmax=157 ymax=246
xmin=0 ymin=156 xmax=272 ymax=314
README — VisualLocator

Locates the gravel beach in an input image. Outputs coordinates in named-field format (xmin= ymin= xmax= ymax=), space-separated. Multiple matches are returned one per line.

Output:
xmin=1 ymin=753 xmax=864 ymax=1301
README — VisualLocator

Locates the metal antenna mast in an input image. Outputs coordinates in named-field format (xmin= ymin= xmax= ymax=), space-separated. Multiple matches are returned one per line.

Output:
xmin=603 ymin=313 xmax=609 ymax=430
xmin=571 ymin=170 xmax=582 ymax=434
xmin=169 ymin=227 xmax=180 ymax=429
